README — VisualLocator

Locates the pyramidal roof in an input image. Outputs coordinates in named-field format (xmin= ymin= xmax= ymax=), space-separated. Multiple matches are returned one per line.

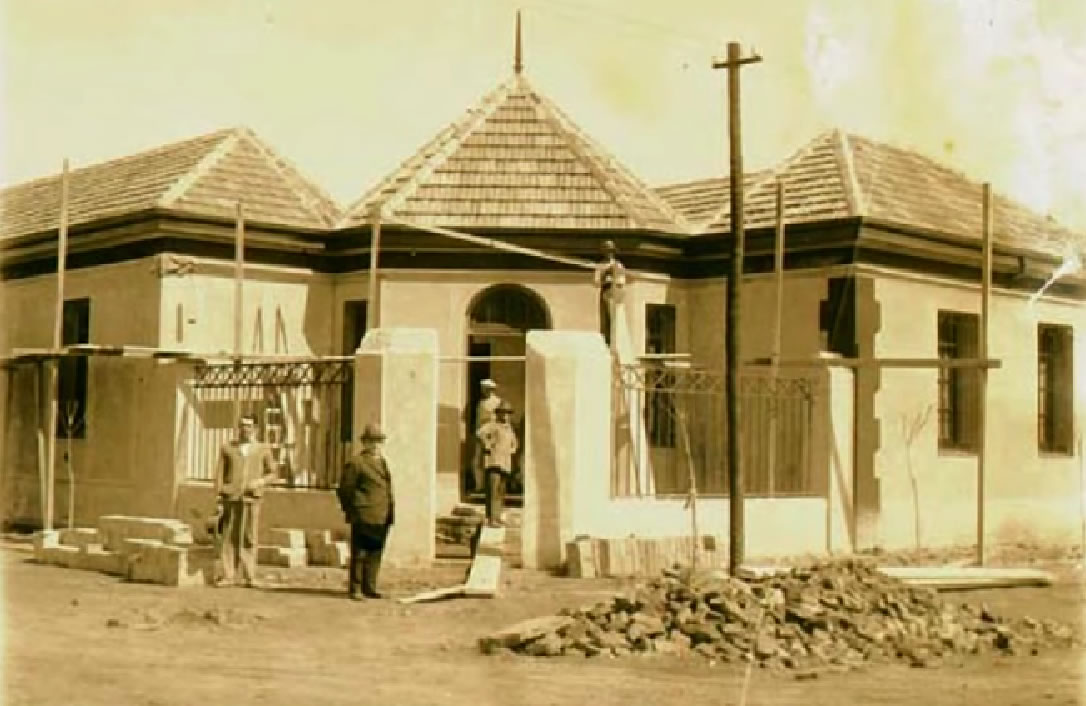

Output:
xmin=657 ymin=130 xmax=1084 ymax=258
xmin=340 ymin=73 xmax=690 ymax=233
xmin=0 ymin=127 xmax=342 ymax=241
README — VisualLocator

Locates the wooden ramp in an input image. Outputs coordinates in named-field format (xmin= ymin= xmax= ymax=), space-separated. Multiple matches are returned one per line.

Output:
xmin=398 ymin=526 xmax=505 ymax=604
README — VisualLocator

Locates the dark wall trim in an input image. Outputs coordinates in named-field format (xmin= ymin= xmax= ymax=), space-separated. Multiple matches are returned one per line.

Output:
xmin=3 ymin=213 xmax=1083 ymax=302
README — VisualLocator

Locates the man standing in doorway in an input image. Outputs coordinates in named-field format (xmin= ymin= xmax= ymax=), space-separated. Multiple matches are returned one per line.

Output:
xmin=472 ymin=378 xmax=502 ymax=494
xmin=337 ymin=423 xmax=395 ymax=601
xmin=593 ymin=240 xmax=627 ymax=348
xmin=213 ymin=414 xmax=278 ymax=588
xmin=477 ymin=402 xmax=518 ymax=527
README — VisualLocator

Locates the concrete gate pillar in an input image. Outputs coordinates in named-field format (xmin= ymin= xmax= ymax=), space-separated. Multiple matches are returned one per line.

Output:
xmin=521 ymin=331 xmax=611 ymax=570
xmin=354 ymin=328 xmax=438 ymax=568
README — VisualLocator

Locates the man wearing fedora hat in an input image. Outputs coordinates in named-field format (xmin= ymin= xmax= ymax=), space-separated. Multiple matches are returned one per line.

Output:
xmin=476 ymin=401 xmax=518 ymax=527
xmin=337 ymin=422 xmax=395 ymax=600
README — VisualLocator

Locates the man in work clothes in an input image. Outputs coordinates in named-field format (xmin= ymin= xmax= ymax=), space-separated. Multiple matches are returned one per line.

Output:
xmin=213 ymin=414 xmax=278 ymax=588
xmin=337 ymin=423 xmax=395 ymax=601
xmin=472 ymin=378 xmax=502 ymax=494
xmin=593 ymin=240 xmax=627 ymax=348
xmin=476 ymin=402 xmax=518 ymax=528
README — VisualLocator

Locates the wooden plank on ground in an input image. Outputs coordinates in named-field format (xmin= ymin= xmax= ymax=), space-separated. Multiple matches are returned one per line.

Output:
xmin=397 ymin=584 xmax=467 ymax=604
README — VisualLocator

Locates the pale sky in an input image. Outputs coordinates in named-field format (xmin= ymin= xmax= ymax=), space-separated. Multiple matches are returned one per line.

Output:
xmin=2 ymin=0 xmax=1085 ymax=231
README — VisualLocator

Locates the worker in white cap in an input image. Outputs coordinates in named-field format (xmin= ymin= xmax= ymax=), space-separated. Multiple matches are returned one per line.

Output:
xmin=472 ymin=378 xmax=503 ymax=494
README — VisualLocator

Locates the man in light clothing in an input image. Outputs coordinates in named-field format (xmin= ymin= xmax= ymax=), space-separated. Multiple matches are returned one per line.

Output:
xmin=476 ymin=402 xmax=518 ymax=527
xmin=472 ymin=378 xmax=502 ymax=494
xmin=593 ymin=240 xmax=627 ymax=348
xmin=213 ymin=414 xmax=278 ymax=588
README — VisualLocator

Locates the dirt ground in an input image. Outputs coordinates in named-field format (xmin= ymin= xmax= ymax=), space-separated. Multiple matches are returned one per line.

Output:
xmin=3 ymin=542 xmax=1085 ymax=706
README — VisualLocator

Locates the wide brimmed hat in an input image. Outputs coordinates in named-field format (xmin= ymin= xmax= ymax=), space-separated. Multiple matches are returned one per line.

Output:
xmin=480 ymin=378 xmax=498 ymax=389
xmin=361 ymin=423 xmax=386 ymax=441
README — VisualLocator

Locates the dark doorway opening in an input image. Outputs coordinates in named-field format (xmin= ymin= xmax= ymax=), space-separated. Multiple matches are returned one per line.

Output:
xmin=462 ymin=284 xmax=551 ymax=504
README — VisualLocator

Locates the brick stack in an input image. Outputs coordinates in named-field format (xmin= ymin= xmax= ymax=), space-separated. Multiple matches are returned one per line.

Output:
xmin=479 ymin=560 xmax=1079 ymax=670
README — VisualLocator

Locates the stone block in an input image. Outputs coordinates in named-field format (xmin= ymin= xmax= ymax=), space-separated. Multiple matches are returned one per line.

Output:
xmin=59 ymin=527 xmax=101 ymax=549
xmin=32 ymin=530 xmax=59 ymax=561
xmin=598 ymin=538 xmax=638 ymax=578
xmin=126 ymin=542 xmax=207 ymax=587
xmin=80 ymin=546 xmax=127 ymax=576
xmin=258 ymin=545 xmax=307 ymax=568
xmin=262 ymin=528 xmax=306 ymax=550
xmin=41 ymin=545 xmax=79 ymax=567
xmin=566 ymin=538 xmax=597 ymax=579
xmin=99 ymin=515 xmax=193 ymax=551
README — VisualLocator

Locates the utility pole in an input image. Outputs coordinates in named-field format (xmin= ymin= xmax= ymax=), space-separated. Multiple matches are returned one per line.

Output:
xmin=712 ymin=42 xmax=762 ymax=576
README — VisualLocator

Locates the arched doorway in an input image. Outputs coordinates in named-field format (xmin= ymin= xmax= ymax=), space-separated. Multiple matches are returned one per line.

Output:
xmin=463 ymin=284 xmax=551 ymax=502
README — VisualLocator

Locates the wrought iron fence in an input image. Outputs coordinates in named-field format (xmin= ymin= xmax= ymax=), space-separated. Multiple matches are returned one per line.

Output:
xmin=184 ymin=359 xmax=353 ymax=490
xmin=612 ymin=363 xmax=816 ymax=498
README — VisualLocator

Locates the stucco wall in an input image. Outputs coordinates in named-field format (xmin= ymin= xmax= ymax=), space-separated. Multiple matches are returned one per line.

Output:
xmin=3 ymin=358 xmax=189 ymax=528
xmin=2 ymin=258 xmax=162 ymax=349
xmin=872 ymin=269 xmax=1086 ymax=549
xmin=159 ymin=261 xmax=334 ymax=356
xmin=685 ymin=270 xmax=832 ymax=371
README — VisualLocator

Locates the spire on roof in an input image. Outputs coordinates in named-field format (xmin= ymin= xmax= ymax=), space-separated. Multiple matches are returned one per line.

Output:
xmin=514 ymin=10 xmax=523 ymax=74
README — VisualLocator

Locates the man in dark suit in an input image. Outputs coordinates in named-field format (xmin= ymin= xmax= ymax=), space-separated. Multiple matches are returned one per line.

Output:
xmin=337 ymin=423 xmax=395 ymax=601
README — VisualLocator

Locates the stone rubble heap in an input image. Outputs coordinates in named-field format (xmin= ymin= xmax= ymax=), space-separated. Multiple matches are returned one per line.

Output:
xmin=479 ymin=560 xmax=1078 ymax=671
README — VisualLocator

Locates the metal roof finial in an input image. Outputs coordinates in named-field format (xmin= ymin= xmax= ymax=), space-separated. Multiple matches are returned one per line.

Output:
xmin=514 ymin=9 xmax=523 ymax=74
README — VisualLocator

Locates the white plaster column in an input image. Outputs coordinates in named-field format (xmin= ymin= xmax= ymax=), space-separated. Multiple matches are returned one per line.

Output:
xmin=354 ymin=328 xmax=438 ymax=568
xmin=522 ymin=331 xmax=611 ymax=570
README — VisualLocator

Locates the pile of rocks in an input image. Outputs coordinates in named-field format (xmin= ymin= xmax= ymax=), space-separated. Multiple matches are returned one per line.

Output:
xmin=479 ymin=560 xmax=1078 ymax=671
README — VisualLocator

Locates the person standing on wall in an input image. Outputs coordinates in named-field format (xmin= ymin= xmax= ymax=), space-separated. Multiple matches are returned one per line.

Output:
xmin=213 ymin=414 xmax=278 ymax=589
xmin=593 ymin=240 xmax=627 ymax=348
xmin=472 ymin=378 xmax=503 ymax=495
xmin=337 ymin=423 xmax=395 ymax=601
xmin=476 ymin=402 xmax=518 ymax=528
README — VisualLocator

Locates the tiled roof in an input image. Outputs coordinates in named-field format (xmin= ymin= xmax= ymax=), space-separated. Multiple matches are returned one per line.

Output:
xmin=0 ymin=127 xmax=341 ymax=241
xmin=341 ymin=74 xmax=690 ymax=233
xmin=656 ymin=130 xmax=1084 ymax=258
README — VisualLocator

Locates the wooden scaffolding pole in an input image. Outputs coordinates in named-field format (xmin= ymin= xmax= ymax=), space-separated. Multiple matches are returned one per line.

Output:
xmin=368 ymin=205 xmax=383 ymax=330
xmin=43 ymin=158 xmax=70 ymax=531
xmin=977 ymin=183 xmax=993 ymax=566
xmin=233 ymin=201 xmax=246 ymax=360
xmin=768 ymin=180 xmax=785 ymax=500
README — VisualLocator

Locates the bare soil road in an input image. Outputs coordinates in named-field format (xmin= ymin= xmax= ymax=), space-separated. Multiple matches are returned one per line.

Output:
xmin=3 ymin=544 xmax=1084 ymax=706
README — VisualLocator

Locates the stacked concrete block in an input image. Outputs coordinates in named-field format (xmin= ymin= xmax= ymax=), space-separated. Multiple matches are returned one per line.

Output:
xmin=32 ymin=529 xmax=60 ymax=559
xmin=59 ymin=527 xmax=101 ymax=550
xmin=124 ymin=538 xmax=208 ymax=587
xmin=34 ymin=517 xmax=210 ymax=586
xmin=258 ymin=528 xmax=307 ymax=568
xmin=98 ymin=515 xmax=193 ymax=553
xmin=579 ymin=536 xmax=726 ymax=579
xmin=305 ymin=529 xmax=348 ymax=568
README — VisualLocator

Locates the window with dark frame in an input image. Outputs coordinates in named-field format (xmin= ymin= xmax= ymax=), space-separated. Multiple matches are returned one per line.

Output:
xmin=340 ymin=300 xmax=368 ymax=442
xmin=1038 ymin=324 xmax=1073 ymax=454
xmin=58 ymin=298 xmax=90 ymax=438
xmin=645 ymin=303 xmax=677 ymax=448
xmin=937 ymin=311 xmax=979 ymax=451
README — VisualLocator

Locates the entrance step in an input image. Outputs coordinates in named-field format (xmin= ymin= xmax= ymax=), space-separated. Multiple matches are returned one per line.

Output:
xmin=435 ymin=506 xmax=522 ymax=567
